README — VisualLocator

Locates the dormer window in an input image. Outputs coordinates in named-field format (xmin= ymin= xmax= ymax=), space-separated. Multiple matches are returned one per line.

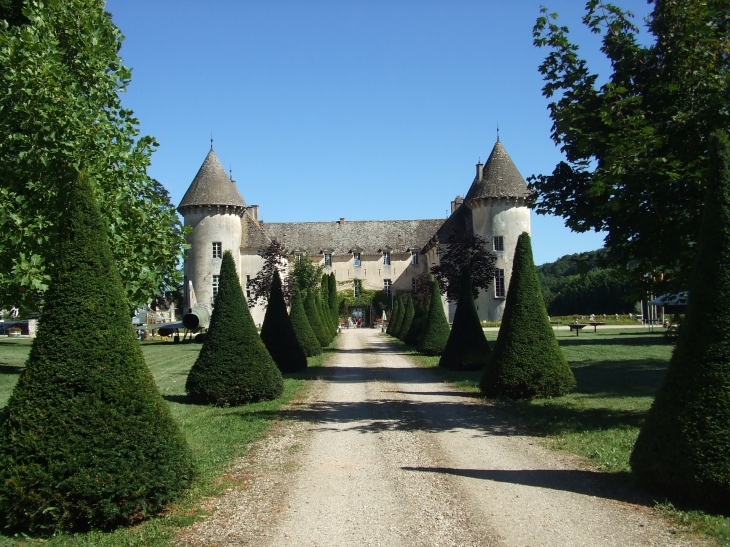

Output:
xmin=212 ymin=242 xmax=222 ymax=258
xmin=411 ymin=251 xmax=419 ymax=265
xmin=383 ymin=251 xmax=391 ymax=266
xmin=324 ymin=253 xmax=332 ymax=267
xmin=353 ymin=253 xmax=361 ymax=267
xmin=295 ymin=253 xmax=303 ymax=263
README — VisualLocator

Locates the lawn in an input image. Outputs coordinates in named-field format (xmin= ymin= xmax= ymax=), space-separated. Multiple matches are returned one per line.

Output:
xmin=0 ymin=338 xmax=331 ymax=546
xmin=395 ymin=328 xmax=730 ymax=546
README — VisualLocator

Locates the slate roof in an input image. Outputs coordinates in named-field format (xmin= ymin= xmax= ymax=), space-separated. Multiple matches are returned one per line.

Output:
xmin=241 ymin=212 xmax=270 ymax=249
xmin=178 ymin=149 xmax=247 ymax=210
xmin=252 ymin=219 xmax=446 ymax=255
xmin=464 ymin=140 xmax=534 ymax=201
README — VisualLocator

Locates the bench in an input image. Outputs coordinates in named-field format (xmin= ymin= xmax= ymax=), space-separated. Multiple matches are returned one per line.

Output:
xmin=587 ymin=321 xmax=606 ymax=332
xmin=568 ymin=323 xmax=587 ymax=336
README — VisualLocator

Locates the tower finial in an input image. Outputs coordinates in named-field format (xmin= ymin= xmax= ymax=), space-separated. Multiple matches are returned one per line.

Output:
xmin=229 ymin=165 xmax=233 ymax=181
xmin=210 ymin=132 xmax=214 ymax=150
xmin=497 ymin=124 xmax=500 ymax=142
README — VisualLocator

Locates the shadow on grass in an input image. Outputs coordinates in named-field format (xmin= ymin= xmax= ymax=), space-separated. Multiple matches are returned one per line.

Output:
xmin=557 ymin=334 xmax=669 ymax=347
xmin=401 ymin=466 xmax=646 ymax=505
xmin=0 ymin=364 xmax=24 ymax=375
xmin=571 ymin=359 xmax=667 ymax=398
xmin=163 ymin=394 xmax=196 ymax=405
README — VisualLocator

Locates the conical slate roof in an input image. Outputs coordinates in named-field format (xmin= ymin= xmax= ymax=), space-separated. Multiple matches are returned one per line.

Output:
xmin=178 ymin=149 xmax=247 ymax=210
xmin=464 ymin=140 xmax=534 ymax=201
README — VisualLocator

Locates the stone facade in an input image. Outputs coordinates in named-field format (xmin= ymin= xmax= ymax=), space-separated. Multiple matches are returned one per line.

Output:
xmin=178 ymin=139 xmax=534 ymax=325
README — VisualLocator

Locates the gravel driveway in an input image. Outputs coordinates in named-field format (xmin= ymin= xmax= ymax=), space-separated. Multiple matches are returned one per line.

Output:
xmin=178 ymin=328 xmax=705 ymax=547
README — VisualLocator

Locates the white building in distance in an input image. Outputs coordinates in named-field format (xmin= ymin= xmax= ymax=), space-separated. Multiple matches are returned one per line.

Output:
xmin=178 ymin=138 xmax=534 ymax=325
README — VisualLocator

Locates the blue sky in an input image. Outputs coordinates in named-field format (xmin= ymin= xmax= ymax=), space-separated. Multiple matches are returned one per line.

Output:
xmin=105 ymin=0 xmax=654 ymax=265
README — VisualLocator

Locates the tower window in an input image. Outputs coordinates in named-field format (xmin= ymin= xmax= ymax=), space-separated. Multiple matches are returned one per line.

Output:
xmin=212 ymin=242 xmax=222 ymax=258
xmin=354 ymin=279 xmax=362 ymax=298
xmin=384 ymin=279 xmax=392 ymax=296
xmin=495 ymin=269 xmax=505 ymax=298
xmin=246 ymin=275 xmax=251 ymax=299
xmin=411 ymin=251 xmax=419 ymax=265
xmin=212 ymin=275 xmax=220 ymax=303
xmin=383 ymin=251 xmax=391 ymax=266
xmin=324 ymin=253 xmax=332 ymax=267
xmin=353 ymin=253 xmax=361 ymax=267
xmin=493 ymin=236 xmax=504 ymax=252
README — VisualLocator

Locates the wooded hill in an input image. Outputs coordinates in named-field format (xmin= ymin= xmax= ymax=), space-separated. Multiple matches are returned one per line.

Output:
xmin=536 ymin=250 xmax=637 ymax=316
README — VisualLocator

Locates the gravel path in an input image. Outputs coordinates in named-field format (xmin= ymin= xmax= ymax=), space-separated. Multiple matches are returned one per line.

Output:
xmin=179 ymin=329 xmax=705 ymax=547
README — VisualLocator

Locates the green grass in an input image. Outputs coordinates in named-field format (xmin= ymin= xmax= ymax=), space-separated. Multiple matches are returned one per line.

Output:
xmin=0 ymin=338 xmax=332 ymax=546
xmin=387 ymin=329 xmax=730 ymax=546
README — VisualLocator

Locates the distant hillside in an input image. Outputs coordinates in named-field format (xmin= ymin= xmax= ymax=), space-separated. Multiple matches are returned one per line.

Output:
xmin=536 ymin=250 xmax=637 ymax=316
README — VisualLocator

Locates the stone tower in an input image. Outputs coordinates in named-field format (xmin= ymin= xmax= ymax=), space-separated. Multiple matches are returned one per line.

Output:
xmin=177 ymin=148 xmax=247 ymax=310
xmin=464 ymin=139 xmax=534 ymax=321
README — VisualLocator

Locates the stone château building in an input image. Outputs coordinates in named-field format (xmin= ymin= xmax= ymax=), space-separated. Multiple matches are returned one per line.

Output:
xmin=178 ymin=138 xmax=534 ymax=325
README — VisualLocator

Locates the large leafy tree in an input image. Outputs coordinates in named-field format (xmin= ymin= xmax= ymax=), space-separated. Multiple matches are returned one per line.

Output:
xmin=431 ymin=219 xmax=496 ymax=302
xmin=531 ymin=0 xmax=730 ymax=295
xmin=247 ymin=239 xmax=292 ymax=307
xmin=0 ymin=0 xmax=186 ymax=311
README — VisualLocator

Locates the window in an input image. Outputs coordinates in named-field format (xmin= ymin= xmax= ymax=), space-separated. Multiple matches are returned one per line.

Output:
xmin=384 ymin=279 xmax=392 ymax=296
xmin=212 ymin=242 xmax=222 ymax=258
xmin=436 ymin=247 xmax=443 ymax=262
xmin=354 ymin=279 xmax=361 ymax=297
xmin=246 ymin=275 xmax=251 ymax=299
xmin=353 ymin=253 xmax=361 ymax=267
xmin=212 ymin=275 xmax=220 ymax=303
xmin=493 ymin=236 xmax=504 ymax=252
xmin=383 ymin=251 xmax=391 ymax=266
xmin=295 ymin=253 xmax=303 ymax=263
xmin=411 ymin=251 xmax=419 ymax=265
xmin=495 ymin=269 xmax=505 ymax=298
xmin=324 ymin=253 xmax=332 ymax=267
xmin=411 ymin=278 xmax=417 ymax=292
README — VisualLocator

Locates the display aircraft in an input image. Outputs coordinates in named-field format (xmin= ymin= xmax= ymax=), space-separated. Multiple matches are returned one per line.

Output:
xmin=133 ymin=281 xmax=211 ymax=339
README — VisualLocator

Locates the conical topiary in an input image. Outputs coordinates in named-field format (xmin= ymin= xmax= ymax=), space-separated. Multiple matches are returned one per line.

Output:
xmin=290 ymin=288 xmax=322 ymax=357
xmin=186 ymin=251 xmax=283 ymax=406
xmin=328 ymin=273 xmax=339 ymax=329
xmin=439 ymin=266 xmax=491 ymax=370
xmin=630 ymin=131 xmax=730 ymax=513
xmin=0 ymin=172 xmax=195 ymax=534
xmin=389 ymin=299 xmax=404 ymax=336
xmin=397 ymin=295 xmax=415 ymax=340
xmin=260 ymin=270 xmax=307 ymax=373
xmin=305 ymin=289 xmax=330 ymax=347
xmin=404 ymin=301 xmax=427 ymax=346
xmin=320 ymin=274 xmax=334 ymax=335
xmin=480 ymin=232 xmax=575 ymax=399
xmin=417 ymin=279 xmax=451 ymax=356
xmin=316 ymin=292 xmax=334 ymax=342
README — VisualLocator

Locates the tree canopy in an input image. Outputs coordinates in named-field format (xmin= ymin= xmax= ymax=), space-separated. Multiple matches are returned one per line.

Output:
xmin=531 ymin=0 xmax=730 ymax=295
xmin=0 ymin=0 xmax=186 ymax=311
xmin=247 ymin=239 xmax=292 ymax=307
xmin=431 ymin=219 xmax=496 ymax=301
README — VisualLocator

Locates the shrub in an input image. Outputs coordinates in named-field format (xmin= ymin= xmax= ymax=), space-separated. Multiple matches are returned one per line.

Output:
xmin=0 ymin=172 xmax=195 ymax=534
xmin=404 ymin=301 xmax=427 ymax=346
xmin=480 ymin=232 xmax=575 ymax=399
xmin=388 ymin=299 xmax=403 ymax=336
xmin=260 ymin=270 xmax=307 ymax=373
xmin=328 ymin=273 xmax=338 ymax=328
xmin=290 ymin=288 xmax=322 ymax=356
xmin=417 ymin=279 xmax=450 ymax=356
xmin=397 ymin=295 xmax=415 ymax=340
xmin=305 ymin=289 xmax=330 ymax=347
xmin=440 ymin=266 xmax=491 ymax=370
xmin=186 ymin=251 xmax=283 ymax=406
xmin=320 ymin=273 xmax=335 ymax=335
xmin=630 ymin=132 xmax=730 ymax=514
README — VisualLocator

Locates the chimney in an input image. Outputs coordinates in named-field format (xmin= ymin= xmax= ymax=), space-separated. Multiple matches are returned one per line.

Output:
xmin=339 ymin=217 xmax=345 ymax=225
xmin=476 ymin=161 xmax=484 ymax=181
xmin=451 ymin=195 xmax=464 ymax=215
xmin=248 ymin=205 xmax=259 ymax=221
